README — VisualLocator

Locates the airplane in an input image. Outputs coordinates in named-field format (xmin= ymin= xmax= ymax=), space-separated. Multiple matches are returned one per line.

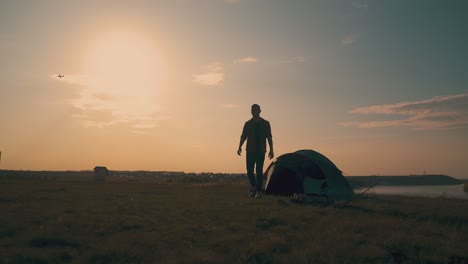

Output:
xmin=57 ymin=74 xmax=64 ymax=78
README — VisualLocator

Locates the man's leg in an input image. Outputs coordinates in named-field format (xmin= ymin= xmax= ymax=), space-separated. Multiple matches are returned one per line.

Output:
xmin=255 ymin=152 xmax=266 ymax=191
xmin=246 ymin=152 xmax=257 ymax=189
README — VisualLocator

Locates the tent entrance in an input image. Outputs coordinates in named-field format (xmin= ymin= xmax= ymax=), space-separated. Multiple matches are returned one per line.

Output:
xmin=300 ymin=161 xmax=328 ymax=195
xmin=265 ymin=159 xmax=329 ymax=196
xmin=265 ymin=166 xmax=298 ymax=195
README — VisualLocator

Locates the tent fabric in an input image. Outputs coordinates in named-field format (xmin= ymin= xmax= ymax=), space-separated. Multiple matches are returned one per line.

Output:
xmin=264 ymin=149 xmax=354 ymax=200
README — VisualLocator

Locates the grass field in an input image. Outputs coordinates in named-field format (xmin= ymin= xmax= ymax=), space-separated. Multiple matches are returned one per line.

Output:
xmin=1 ymin=177 xmax=467 ymax=263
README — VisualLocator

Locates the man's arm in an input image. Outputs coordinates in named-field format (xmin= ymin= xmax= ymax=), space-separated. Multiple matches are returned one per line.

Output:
xmin=265 ymin=121 xmax=274 ymax=159
xmin=238 ymin=137 xmax=246 ymax=156
xmin=267 ymin=137 xmax=274 ymax=159
xmin=238 ymin=122 xmax=248 ymax=156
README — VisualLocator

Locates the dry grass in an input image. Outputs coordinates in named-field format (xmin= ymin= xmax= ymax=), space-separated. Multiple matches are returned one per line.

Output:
xmin=0 ymin=177 xmax=467 ymax=263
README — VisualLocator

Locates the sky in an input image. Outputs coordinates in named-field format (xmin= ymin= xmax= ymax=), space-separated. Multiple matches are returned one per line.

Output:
xmin=1 ymin=0 xmax=467 ymax=178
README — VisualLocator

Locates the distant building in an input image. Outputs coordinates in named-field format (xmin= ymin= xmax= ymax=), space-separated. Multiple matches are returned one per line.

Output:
xmin=94 ymin=166 xmax=108 ymax=182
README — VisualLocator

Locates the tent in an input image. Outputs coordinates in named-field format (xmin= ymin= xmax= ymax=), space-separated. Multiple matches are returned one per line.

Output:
xmin=264 ymin=149 xmax=354 ymax=201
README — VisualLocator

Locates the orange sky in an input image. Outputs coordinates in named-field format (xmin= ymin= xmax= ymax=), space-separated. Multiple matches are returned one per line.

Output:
xmin=1 ymin=1 xmax=467 ymax=178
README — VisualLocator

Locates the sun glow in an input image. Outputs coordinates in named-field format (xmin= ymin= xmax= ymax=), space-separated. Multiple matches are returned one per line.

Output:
xmin=81 ymin=31 xmax=164 ymax=129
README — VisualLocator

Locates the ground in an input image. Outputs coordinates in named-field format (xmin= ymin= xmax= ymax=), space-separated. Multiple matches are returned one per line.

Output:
xmin=0 ymin=176 xmax=467 ymax=263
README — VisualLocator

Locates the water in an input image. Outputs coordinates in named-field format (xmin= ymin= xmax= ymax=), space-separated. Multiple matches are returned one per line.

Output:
xmin=354 ymin=184 xmax=468 ymax=200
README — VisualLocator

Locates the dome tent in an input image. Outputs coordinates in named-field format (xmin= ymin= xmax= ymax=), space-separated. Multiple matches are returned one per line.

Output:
xmin=263 ymin=149 xmax=354 ymax=201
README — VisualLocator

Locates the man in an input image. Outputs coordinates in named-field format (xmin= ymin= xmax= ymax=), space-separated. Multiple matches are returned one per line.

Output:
xmin=237 ymin=104 xmax=274 ymax=198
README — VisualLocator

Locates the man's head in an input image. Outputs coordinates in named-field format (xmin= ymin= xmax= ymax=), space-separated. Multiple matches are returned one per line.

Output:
xmin=251 ymin=104 xmax=261 ymax=118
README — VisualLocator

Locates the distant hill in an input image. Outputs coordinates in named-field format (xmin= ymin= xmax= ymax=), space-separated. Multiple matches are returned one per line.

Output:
xmin=459 ymin=179 xmax=468 ymax=184
xmin=346 ymin=175 xmax=462 ymax=188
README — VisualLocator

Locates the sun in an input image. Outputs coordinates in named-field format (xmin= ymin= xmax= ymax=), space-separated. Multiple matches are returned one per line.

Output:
xmin=83 ymin=31 xmax=164 ymax=123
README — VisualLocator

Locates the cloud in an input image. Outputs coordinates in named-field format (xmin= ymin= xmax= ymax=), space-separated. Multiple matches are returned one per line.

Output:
xmin=352 ymin=0 xmax=368 ymax=9
xmin=274 ymin=56 xmax=306 ymax=64
xmin=51 ymin=73 xmax=169 ymax=131
xmin=222 ymin=104 xmax=240 ymax=108
xmin=294 ymin=56 xmax=306 ymax=63
xmin=234 ymin=57 xmax=258 ymax=64
xmin=342 ymin=93 xmax=468 ymax=130
xmin=174 ymin=0 xmax=242 ymax=5
xmin=234 ymin=56 xmax=305 ymax=65
xmin=131 ymin=130 xmax=152 ymax=135
xmin=192 ymin=56 xmax=305 ymax=88
xmin=192 ymin=62 xmax=224 ymax=86
xmin=81 ymin=119 xmax=122 ymax=129
xmin=342 ymin=34 xmax=358 ymax=46
xmin=49 ymin=73 xmax=88 ymax=86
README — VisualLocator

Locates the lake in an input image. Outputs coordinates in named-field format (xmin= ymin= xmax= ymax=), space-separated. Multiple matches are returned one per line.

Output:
xmin=354 ymin=184 xmax=468 ymax=200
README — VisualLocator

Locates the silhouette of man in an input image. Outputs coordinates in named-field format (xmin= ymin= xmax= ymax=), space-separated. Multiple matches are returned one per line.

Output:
xmin=237 ymin=104 xmax=274 ymax=198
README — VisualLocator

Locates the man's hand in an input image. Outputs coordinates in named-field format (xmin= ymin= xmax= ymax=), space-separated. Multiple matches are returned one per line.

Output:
xmin=268 ymin=150 xmax=274 ymax=160
xmin=237 ymin=148 xmax=242 ymax=156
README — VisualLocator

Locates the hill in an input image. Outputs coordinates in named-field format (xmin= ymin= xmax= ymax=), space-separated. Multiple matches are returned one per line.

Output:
xmin=346 ymin=175 xmax=462 ymax=188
